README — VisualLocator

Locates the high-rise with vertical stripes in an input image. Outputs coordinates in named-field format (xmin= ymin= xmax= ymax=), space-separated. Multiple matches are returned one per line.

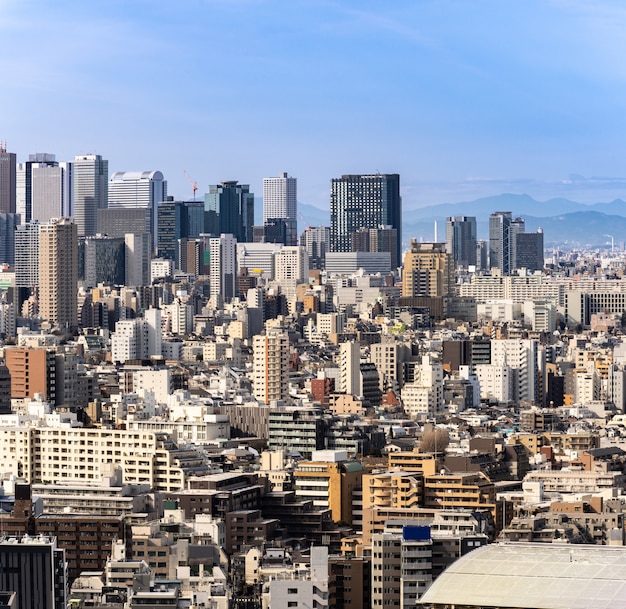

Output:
xmin=330 ymin=174 xmax=401 ymax=268
xmin=263 ymin=172 xmax=297 ymax=245
xmin=73 ymin=154 xmax=108 ymax=236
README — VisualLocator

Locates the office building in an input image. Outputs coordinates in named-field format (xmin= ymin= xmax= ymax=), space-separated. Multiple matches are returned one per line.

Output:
xmin=402 ymin=241 xmax=453 ymax=298
xmin=274 ymin=246 xmax=309 ymax=283
xmin=125 ymin=232 xmax=151 ymax=287
xmin=204 ymin=181 xmax=254 ymax=243
xmin=263 ymin=172 xmax=297 ymax=245
xmin=263 ymin=217 xmax=291 ymax=245
xmin=237 ymin=242 xmax=282 ymax=280
xmin=108 ymin=170 xmax=167 ymax=251
xmin=0 ymin=143 xmax=16 ymax=214
xmin=209 ymin=233 xmax=237 ymax=304
xmin=38 ymin=218 xmax=78 ymax=329
xmin=301 ymin=225 xmax=330 ymax=270
xmin=78 ymin=235 xmax=125 ymax=288
xmin=489 ymin=211 xmax=512 ymax=273
xmin=0 ymin=535 xmax=67 ymax=609
xmin=97 ymin=207 xmax=151 ymax=239
xmin=0 ymin=213 xmax=17 ymax=265
xmin=489 ymin=212 xmax=543 ymax=274
xmin=157 ymin=200 xmax=204 ymax=265
xmin=253 ymin=330 xmax=290 ymax=404
xmin=16 ymin=153 xmax=68 ymax=224
xmin=514 ymin=229 xmax=544 ymax=272
xmin=73 ymin=154 xmax=108 ymax=236
xmin=446 ymin=216 xmax=477 ymax=268
xmin=330 ymin=173 xmax=401 ymax=265
xmin=325 ymin=251 xmax=391 ymax=275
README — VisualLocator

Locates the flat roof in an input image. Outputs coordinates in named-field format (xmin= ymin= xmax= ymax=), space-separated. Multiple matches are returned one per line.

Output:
xmin=421 ymin=543 xmax=626 ymax=609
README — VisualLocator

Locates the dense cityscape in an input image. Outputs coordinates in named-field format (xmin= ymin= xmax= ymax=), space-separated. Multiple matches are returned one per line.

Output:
xmin=3 ymin=146 xmax=626 ymax=608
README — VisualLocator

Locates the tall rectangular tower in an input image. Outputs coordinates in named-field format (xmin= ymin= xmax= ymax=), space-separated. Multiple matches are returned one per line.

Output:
xmin=330 ymin=174 xmax=401 ymax=267
xmin=16 ymin=153 xmax=62 ymax=223
xmin=73 ymin=154 xmax=108 ymax=236
xmin=263 ymin=172 xmax=297 ymax=245
xmin=402 ymin=241 xmax=453 ymax=298
xmin=0 ymin=213 xmax=18 ymax=265
xmin=209 ymin=233 xmax=237 ymax=305
xmin=253 ymin=330 xmax=290 ymax=404
xmin=204 ymin=181 xmax=254 ymax=243
xmin=38 ymin=217 xmax=78 ymax=329
xmin=489 ymin=211 xmax=512 ymax=274
xmin=446 ymin=216 xmax=477 ymax=268
xmin=108 ymin=170 xmax=167 ymax=251
xmin=0 ymin=143 xmax=16 ymax=214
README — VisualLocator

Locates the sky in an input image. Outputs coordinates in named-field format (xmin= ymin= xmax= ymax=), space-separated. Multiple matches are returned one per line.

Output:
xmin=2 ymin=0 xmax=626 ymax=212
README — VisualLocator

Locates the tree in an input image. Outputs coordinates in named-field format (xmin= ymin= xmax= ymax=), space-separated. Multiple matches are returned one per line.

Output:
xmin=419 ymin=427 xmax=450 ymax=454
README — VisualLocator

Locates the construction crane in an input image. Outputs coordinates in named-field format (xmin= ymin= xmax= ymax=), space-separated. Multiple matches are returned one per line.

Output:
xmin=183 ymin=170 xmax=198 ymax=201
xmin=298 ymin=211 xmax=310 ymax=231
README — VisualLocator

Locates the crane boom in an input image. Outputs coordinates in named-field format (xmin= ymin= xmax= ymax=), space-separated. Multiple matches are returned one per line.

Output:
xmin=183 ymin=170 xmax=198 ymax=201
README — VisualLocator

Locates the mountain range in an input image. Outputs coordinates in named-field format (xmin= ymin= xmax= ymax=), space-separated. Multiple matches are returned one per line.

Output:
xmin=295 ymin=194 xmax=626 ymax=249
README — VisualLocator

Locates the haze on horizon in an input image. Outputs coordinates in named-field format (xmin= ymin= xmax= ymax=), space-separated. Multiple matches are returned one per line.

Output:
xmin=2 ymin=0 xmax=626 ymax=211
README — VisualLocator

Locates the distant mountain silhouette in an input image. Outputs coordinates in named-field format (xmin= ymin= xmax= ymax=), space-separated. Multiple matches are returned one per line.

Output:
xmin=285 ymin=193 xmax=626 ymax=248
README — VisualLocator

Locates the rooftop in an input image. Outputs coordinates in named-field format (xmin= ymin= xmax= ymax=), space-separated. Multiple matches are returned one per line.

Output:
xmin=421 ymin=542 xmax=626 ymax=609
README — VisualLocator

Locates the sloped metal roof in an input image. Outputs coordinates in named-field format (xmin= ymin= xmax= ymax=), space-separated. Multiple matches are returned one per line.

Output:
xmin=420 ymin=542 xmax=626 ymax=609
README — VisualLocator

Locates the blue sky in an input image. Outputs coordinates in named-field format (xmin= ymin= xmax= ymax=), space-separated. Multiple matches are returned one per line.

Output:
xmin=2 ymin=0 xmax=626 ymax=211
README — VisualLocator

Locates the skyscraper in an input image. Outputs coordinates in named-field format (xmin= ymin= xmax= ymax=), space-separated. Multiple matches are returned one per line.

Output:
xmin=38 ymin=217 xmax=78 ymax=329
xmin=0 ymin=213 xmax=18 ymax=265
xmin=73 ymin=154 xmax=108 ymax=236
xmin=16 ymin=153 xmax=68 ymax=223
xmin=489 ymin=211 xmax=512 ymax=274
xmin=0 ymin=143 xmax=16 ymax=214
xmin=446 ymin=216 xmax=477 ymax=268
xmin=489 ymin=212 xmax=544 ymax=274
xmin=156 ymin=200 xmax=204 ymax=265
xmin=204 ymin=181 xmax=254 ymax=243
xmin=330 ymin=174 xmax=401 ymax=266
xmin=263 ymin=172 xmax=297 ymax=245
xmin=301 ymin=226 xmax=330 ymax=270
xmin=108 ymin=170 xmax=167 ymax=250
xmin=0 ymin=534 xmax=68 ymax=609
xmin=209 ymin=233 xmax=237 ymax=305
xmin=514 ymin=229 xmax=544 ymax=272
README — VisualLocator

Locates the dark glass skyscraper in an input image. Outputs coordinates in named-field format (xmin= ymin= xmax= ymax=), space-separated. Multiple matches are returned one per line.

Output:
xmin=489 ymin=211 xmax=512 ymax=273
xmin=157 ymin=200 xmax=204 ymax=265
xmin=330 ymin=174 xmax=401 ymax=267
xmin=446 ymin=216 xmax=477 ymax=268
xmin=489 ymin=211 xmax=544 ymax=274
xmin=204 ymin=181 xmax=254 ymax=243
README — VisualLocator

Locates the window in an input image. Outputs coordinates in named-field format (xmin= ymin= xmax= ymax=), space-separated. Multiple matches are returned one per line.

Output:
xmin=288 ymin=588 xmax=298 ymax=594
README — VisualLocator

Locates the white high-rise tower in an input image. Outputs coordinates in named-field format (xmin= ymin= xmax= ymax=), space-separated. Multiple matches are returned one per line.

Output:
xmin=73 ymin=154 xmax=108 ymax=236
xmin=263 ymin=172 xmax=297 ymax=245
xmin=108 ymin=170 xmax=167 ymax=250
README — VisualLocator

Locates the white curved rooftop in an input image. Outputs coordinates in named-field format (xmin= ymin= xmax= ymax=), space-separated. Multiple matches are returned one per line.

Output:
xmin=420 ymin=542 xmax=626 ymax=609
